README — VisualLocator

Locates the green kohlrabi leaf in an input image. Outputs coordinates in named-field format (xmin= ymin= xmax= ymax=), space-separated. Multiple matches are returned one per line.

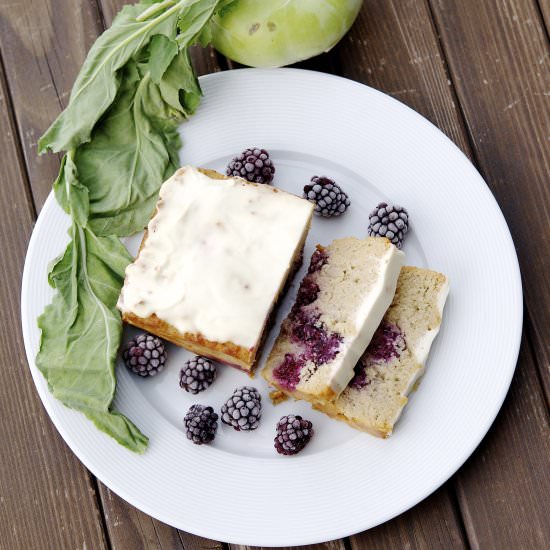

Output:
xmin=36 ymin=222 xmax=147 ymax=452
xmin=38 ymin=0 xmax=207 ymax=154
xmin=74 ymin=59 xmax=184 ymax=237
xmin=53 ymin=151 xmax=90 ymax=227
xmin=37 ymin=0 xmax=225 ymax=453
xmin=147 ymin=34 xmax=179 ymax=84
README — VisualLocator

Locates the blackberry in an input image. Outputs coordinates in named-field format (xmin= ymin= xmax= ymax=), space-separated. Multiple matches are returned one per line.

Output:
xmin=274 ymin=415 xmax=314 ymax=455
xmin=303 ymin=176 xmax=350 ymax=217
xmin=221 ymin=386 xmax=262 ymax=431
xmin=184 ymin=404 xmax=218 ymax=445
xmin=226 ymin=147 xmax=275 ymax=184
xmin=123 ymin=333 xmax=166 ymax=377
xmin=368 ymin=202 xmax=409 ymax=249
xmin=179 ymin=356 xmax=216 ymax=394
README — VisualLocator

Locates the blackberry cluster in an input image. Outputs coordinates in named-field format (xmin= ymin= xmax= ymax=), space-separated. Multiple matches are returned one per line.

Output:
xmin=184 ymin=404 xmax=218 ymax=445
xmin=179 ymin=356 xmax=217 ymax=394
xmin=274 ymin=415 xmax=314 ymax=455
xmin=368 ymin=202 xmax=409 ymax=249
xmin=122 ymin=333 xmax=166 ymax=377
xmin=303 ymin=176 xmax=351 ymax=217
xmin=226 ymin=147 xmax=275 ymax=184
xmin=221 ymin=386 xmax=262 ymax=431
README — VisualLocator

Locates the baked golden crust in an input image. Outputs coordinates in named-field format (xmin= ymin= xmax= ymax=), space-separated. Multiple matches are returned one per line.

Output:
xmin=121 ymin=310 xmax=255 ymax=371
xmin=119 ymin=167 xmax=312 ymax=373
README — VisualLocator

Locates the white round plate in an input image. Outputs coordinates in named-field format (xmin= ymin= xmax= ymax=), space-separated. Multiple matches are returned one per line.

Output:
xmin=22 ymin=69 xmax=522 ymax=546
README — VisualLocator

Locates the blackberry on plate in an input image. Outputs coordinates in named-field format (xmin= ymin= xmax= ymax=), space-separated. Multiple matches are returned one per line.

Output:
xmin=274 ymin=414 xmax=314 ymax=455
xmin=368 ymin=202 xmax=409 ymax=249
xmin=303 ymin=176 xmax=351 ymax=217
xmin=221 ymin=386 xmax=262 ymax=431
xmin=123 ymin=332 xmax=166 ymax=377
xmin=179 ymin=356 xmax=217 ymax=394
xmin=226 ymin=147 xmax=275 ymax=184
xmin=184 ymin=404 xmax=218 ymax=445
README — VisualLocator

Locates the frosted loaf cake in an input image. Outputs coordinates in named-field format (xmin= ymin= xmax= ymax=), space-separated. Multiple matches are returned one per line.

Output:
xmin=315 ymin=266 xmax=449 ymax=437
xmin=263 ymin=237 xmax=405 ymax=403
xmin=117 ymin=166 xmax=314 ymax=372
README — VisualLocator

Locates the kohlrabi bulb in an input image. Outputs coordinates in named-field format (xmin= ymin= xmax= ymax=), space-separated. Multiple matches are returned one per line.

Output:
xmin=210 ymin=0 xmax=363 ymax=68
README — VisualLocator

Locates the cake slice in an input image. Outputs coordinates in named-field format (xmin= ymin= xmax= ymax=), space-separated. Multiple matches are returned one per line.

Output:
xmin=315 ymin=266 xmax=449 ymax=437
xmin=263 ymin=237 xmax=405 ymax=403
xmin=117 ymin=166 xmax=314 ymax=373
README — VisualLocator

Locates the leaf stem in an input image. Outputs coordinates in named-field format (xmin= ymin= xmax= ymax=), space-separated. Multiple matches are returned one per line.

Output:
xmin=136 ymin=0 xmax=180 ymax=22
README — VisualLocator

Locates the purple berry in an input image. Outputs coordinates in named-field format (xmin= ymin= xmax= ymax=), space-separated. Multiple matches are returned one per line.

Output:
xmin=273 ymin=353 xmax=305 ymax=391
xmin=221 ymin=387 xmax=262 ymax=431
xmin=274 ymin=415 xmax=314 ymax=455
xmin=303 ymin=176 xmax=350 ymax=217
xmin=226 ymin=148 xmax=275 ymax=184
xmin=122 ymin=332 xmax=166 ymax=377
xmin=179 ymin=356 xmax=216 ymax=394
xmin=184 ymin=404 xmax=218 ymax=445
xmin=368 ymin=202 xmax=409 ymax=249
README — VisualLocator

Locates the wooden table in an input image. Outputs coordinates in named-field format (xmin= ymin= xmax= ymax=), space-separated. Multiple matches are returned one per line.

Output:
xmin=1 ymin=1 xmax=549 ymax=548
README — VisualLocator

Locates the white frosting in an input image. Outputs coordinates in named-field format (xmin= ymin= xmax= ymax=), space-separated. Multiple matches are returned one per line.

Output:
xmin=327 ymin=247 xmax=405 ymax=394
xmin=118 ymin=167 xmax=313 ymax=348
xmin=410 ymin=277 xmax=450 ymax=365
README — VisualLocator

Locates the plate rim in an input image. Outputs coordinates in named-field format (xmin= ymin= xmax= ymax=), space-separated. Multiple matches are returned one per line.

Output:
xmin=21 ymin=67 xmax=523 ymax=546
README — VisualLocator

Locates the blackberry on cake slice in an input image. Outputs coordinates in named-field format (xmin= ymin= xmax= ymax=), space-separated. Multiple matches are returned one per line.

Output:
xmin=315 ymin=267 xmax=449 ymax=437
xmin=117 ymin=166 xmax=313 ymax=373
xmin=262 ymin=237 xmax=405 ymax=404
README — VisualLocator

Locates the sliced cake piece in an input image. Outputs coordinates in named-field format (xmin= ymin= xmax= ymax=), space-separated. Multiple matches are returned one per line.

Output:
xmin=117 ymin=166 xmax=314 ymax=373
xmin=315 ymin=266 xmax=449 ymax=437
xmin=263 ymin=237 xmax=405 ymax=403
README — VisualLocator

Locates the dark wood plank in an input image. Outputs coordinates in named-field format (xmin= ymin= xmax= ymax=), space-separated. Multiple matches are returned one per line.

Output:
xmin=349 ymin=483 xmax=466 ymax=550
xmin=101 ymin=486 xmax=184 ymax=550
xmin=424 ymin=0 xmax=550 ymax=547
xmin=101 ymin=485 xmax=225 ymax=550
xmin=429 ymin=0 xmax=550 ymax=402
xmin=0 ymin=55 xmax=108 ymax=550
xmin=455 ymin=336 xmax=550 ymax=548
xmin=537 ymin=0 xmax=550 ymax=33
xmin=0 ymin=0 xmax=104 ymax=211
xmin=336 ymin=0 xmax=472 ymax=156
xmin=0 ymin=0 xmax=223 ymax=545
xmin=230 ymin=540 xmax=345 ymax=550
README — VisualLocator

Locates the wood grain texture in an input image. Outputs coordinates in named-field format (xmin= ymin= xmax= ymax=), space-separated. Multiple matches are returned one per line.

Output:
xmin=100 ymin=486 xmax=225 ymax=550
xmin=429 ymin=0 xmax=550 ymax=399
xmin=335 ymin=0 xmax=472 ymax=156
xmin=426 ymin=1 xmax=550 ymax=546
xmin=349 ymin=484 xmax=466 ymax=550
xmin=0 ymin=56 xmax=107 ymax=550
xmin=537 ymin=0 xmax=550 ymax=33
xmin=0 ymin=0 xmax=103 ymax=210
xmin=230 ymin=540 xmax=345 ymax=550
xmin=454 ymin=335 xmax=550 ymax=549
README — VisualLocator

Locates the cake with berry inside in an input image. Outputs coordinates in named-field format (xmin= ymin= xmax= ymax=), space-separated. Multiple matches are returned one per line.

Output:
xmin=263 ymin=237 xmax=405 ymax=403
xmin=117 ymin=166 xmax=314 ymax=372
xmin=315 ymin=267 xmax=449 ymax=437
